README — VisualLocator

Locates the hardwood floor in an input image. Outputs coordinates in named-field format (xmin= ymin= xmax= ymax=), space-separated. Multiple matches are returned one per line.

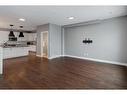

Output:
xmin=0 ymin=54 xmax=127 ymax=89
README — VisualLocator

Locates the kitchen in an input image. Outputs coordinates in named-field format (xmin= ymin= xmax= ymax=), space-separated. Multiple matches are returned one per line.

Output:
xmin=0 ymin=25 xmax=36 ymax=74
xmin=0 ymin=6 xmax=127 ymax=89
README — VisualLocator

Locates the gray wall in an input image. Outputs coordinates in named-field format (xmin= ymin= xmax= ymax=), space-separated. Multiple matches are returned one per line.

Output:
xmin=36 ymin=24 xmax=49 ymax=56
xmin=49 ymin=24 xmax=62 ymax=58
xmin=64 ymin=16 xmax=127 ymax=63
xmin=36 ymin=23 xmax=62 ymax=58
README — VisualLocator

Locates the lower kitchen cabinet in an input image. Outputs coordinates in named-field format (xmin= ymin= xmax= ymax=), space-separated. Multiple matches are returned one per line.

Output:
xmin=3 ymin=45 xmax=36 ymax=59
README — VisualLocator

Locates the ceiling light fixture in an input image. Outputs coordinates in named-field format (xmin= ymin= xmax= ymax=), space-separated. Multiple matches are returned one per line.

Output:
xmin=68 ymin=17 xmax=74 ymax=20
xmin=9 ymin=24 xmax=15 ymax=37
xmin=19 ymin=26 xmax=24 ymax=37
xmin=19 ymin=18 xmax=25 ymax=22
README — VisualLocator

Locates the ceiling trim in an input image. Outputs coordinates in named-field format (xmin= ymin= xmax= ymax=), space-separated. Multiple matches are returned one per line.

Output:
xmin=63 ymin=15 xmax=127 ymax=28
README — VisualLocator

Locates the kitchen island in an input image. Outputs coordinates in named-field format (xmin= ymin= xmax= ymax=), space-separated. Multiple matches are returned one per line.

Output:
xmin=0 ymin=44 xmax=36 ymax=75
xmin=3 ymin=45 xmax=36 ymax=59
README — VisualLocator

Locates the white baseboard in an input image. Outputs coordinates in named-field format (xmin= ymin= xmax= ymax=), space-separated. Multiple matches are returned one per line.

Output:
xmin=36 ymin=54 xmax=127 ymax=66
xmin=63 ymin=55 xmax=127 ymax=66
xmin=36 ymin=54 xmax=62 ymax=59
xmin=49 ymin=55 xmax=63 ymax=59
xmin=36 ymin=55 xmax=42 ymax=57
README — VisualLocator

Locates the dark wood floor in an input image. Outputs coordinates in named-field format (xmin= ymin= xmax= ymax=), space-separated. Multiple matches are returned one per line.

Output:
xmin=0 ymin=53 xmax=127 ymax=89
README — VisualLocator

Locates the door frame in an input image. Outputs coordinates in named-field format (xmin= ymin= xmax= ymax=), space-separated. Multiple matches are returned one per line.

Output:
xmin=41 ymin=31 xmax=48 ymax=58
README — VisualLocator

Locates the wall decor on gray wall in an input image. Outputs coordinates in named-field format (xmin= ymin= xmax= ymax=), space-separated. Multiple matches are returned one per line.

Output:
xmin=64 ymin=16 xmax=127 ymax=64
xmin=83 ymin=38 xmax=93 ymax=44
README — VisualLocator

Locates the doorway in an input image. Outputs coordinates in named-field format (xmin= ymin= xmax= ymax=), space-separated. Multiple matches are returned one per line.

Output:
xmin=41 ymin=31 xmax=48 ymax=58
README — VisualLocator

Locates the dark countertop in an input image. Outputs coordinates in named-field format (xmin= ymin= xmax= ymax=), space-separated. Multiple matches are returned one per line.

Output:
xmin=0 ymin=44 xmax=36 ymax=48
xmin=0 ymin=45 xmax=29 ymax=48
xmin=3 ymin=46 xmax=29 ymax=48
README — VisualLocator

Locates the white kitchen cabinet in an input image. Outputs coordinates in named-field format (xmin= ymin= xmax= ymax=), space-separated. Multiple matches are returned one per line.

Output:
xmin=0 ymin=47 xmax=3 ymax=74
xmin=27 ymin=33 xmax=37 ymax=41
xmin=3 ymin=45 xmax=36 ymax=59
xmin=28 ymin=45 xmax=36 ymax=52
xmin=3 ymin=47 xmax=29 ymax=59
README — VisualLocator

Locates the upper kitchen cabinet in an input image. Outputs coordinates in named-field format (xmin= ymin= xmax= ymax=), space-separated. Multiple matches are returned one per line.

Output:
xmin=27 ymin=33 xmax=37 ymax=41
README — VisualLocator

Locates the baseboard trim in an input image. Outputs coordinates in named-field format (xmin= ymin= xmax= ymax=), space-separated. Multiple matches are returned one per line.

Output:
xmin=38 ymin=54 xmax=127 ymax=66
xmin=49 ymin=55 xmax=63 ymax=59
xmin=4 ymin=55 xmax=28 ymax=60
xmin=36 ymin=55 xmax=42 ymax=57
xmin=36 ymin=55 xmax=62 ymax=59
xmin=63 ymin=55 xmax=127 ymax=66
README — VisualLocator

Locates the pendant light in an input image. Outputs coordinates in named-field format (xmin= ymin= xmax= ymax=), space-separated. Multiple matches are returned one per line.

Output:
xmin=19 ymin=26 xmax=24 ymax=37
xmin=9 ymin=24 xmax=15 ymax=37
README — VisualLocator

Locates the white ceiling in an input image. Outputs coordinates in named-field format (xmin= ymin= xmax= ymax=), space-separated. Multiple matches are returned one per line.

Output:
xmin=0 ymin=6 xmax=127 ymax=31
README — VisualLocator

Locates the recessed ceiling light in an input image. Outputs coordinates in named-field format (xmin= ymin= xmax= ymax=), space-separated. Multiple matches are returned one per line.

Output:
xmin=68 ymin=17 xmax=74 ymax=20
xmin=19 ymin=18 xmax=25 ymax=22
